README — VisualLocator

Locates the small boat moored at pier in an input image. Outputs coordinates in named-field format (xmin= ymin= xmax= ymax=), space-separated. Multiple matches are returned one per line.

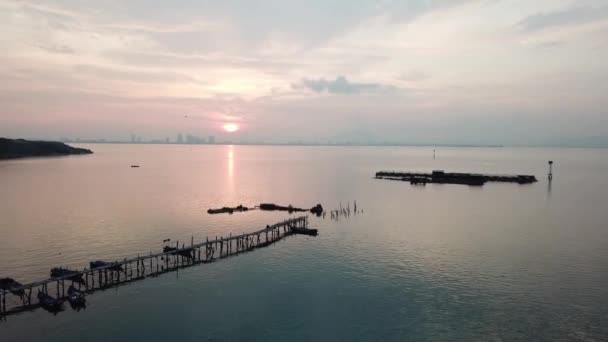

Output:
xmin=67 ymin=285 xmax=86 ymax=307
xmin=37 ymin=291 xmax=63 ymax=312
xmin=163 ymin=246 xmax=195 ymax=258
xmin=50 ymin=267 xmax=84 ymax=283
xmin=89 ymin=260 xmax=123 ymax=272
xmin=288 ymin=225 xmax=318 ymax=236
xmin=0 ymin=277 xmax=25 ymax=296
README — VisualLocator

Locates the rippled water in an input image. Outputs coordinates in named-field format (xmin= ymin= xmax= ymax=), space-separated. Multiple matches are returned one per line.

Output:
xmin=1 ymin=145 xmax=607 ymax=341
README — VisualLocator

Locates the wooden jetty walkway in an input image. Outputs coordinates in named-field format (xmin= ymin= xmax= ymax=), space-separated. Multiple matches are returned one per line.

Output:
xmin=1 ymin=216 xmax=314 ymax=318
xmin=375 ymin=170 xmax=537 ymax=186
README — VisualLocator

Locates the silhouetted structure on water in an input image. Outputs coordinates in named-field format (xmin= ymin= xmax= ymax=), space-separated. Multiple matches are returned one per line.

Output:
xmin=1 ymin=217 xmax=315 ymax=318
xmin=375 ymin=170 xmax=537 ymax=186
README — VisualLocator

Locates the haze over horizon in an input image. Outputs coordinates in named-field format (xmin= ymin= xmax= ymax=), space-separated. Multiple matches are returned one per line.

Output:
xmin=1 ymin=0 xmax=607 ymax=146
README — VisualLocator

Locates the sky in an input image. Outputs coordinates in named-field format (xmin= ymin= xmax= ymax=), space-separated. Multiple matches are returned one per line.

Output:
xmin=1 ymin=0 xmax=607 ymax=146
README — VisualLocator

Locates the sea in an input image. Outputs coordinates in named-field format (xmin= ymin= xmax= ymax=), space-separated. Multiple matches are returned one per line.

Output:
xmin=1 ymin=144 xmax=607 ymax=341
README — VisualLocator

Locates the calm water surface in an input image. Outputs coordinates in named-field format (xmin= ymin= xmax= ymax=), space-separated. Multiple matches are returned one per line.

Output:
xmin=1 ymin=145 xmax=607 ymax=341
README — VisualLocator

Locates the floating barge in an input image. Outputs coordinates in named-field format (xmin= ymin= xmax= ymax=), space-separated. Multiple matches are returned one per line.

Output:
xmin=375 ymin=170 xmax=537 ymax=186
xmin=207 ymin=205 xmax=250 ymax=214
xmin=0 ymin=216 xmax=315 ymax=318
xmin=207 ymin=203 xmax=324 ymax=216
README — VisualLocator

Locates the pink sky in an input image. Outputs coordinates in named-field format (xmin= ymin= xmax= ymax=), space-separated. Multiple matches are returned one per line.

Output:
xmin=1 ymin=0 xmax=607 ymax=145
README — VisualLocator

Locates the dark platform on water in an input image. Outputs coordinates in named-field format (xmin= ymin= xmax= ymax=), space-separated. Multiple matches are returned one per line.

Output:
xmin=207 ymin=203 xmax=324 ymax=216
xmin=375 ymin=170 xmax=537 ymax=186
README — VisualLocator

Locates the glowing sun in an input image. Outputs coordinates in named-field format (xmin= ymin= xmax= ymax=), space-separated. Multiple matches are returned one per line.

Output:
xmin=223 ymin=123 xmax=239 ymax=133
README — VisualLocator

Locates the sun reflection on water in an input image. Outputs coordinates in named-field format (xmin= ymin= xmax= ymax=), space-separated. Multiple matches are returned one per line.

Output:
xmin=227 ymin=145 xmax=234 ymax=192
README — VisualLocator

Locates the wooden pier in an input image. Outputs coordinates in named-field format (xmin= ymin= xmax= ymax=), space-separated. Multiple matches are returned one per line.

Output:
xmin=1 ymin=216 xmax=313 ymax=318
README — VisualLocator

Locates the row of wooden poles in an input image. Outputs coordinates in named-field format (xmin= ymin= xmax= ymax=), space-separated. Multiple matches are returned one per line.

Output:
xmin=1 ymin=216 xmax=309 ymax=317
xmin=326 ymin=201 xmax=359 ymax=220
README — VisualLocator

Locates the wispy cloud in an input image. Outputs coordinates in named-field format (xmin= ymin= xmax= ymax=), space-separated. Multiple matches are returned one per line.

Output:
xmin=398 ymin=71 xmax=430 ymax=82
xmin=518 ymin=5 xmax=608 ymax=32
xmin=103 ymin=21 xmax=223 ymax=34
xmin=293 ymin=76 xmax=397 ymax=94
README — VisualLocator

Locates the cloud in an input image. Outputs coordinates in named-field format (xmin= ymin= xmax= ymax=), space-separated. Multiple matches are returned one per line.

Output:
xmin=293 ymin=76 xmax=396 ymax=94
xmin=518 ymin=5 xmax=608 ymax=32
xmin=398 ymin=71 xmax=430 ymax=82
xmin=34 ymin=44 xmax=75 ymax=54
xmin=533 ymin=40 xmax=565 ymax=49
xmin=103 ymin=21 xmax=222 ymax=34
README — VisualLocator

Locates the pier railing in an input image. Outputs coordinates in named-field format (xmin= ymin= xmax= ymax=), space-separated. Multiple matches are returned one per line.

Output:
xmin=1 ymin=216 xmax=311 ymax=318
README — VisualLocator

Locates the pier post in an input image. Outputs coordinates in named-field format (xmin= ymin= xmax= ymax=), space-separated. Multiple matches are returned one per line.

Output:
xmin=206 ymin=237 xmax=209 ymax=261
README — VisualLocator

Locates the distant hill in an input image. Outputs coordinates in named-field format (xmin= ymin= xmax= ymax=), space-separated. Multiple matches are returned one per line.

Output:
xmin=0 ymin=138 xmax=93 ymax=159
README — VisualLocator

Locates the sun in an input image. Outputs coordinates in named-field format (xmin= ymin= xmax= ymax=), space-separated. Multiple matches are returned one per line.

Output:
xmin=223 ymin=123 xmax=239 ymax=133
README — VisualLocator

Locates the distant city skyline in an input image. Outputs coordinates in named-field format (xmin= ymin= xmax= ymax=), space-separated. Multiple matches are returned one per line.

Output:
xmin=1 ymin=1 xmax=607 ymax=147
xmin=45 ymin=133 xmax=608 ymax=148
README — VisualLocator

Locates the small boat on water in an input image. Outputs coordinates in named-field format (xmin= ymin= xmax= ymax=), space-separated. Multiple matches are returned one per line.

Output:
xmin=0 ymin=277 xmax=25 ymax=296
xmin=37 ymin=291 xmax=63 ymax=311
xmin=163 ymin=246 xmax=194 ymax=258
xmin=309 ymin=204 xmax=324 ymax=216
xmin=67 ymin=285 xmax=86 ymax=307
xmin=207 ymin=205 xmax=250 ymax=215
xmin=289 ymin=226 xmax=319 ymax=236
xmin=131 ymin=165 xmax=140 ymax=168
xmin=260 ymin=203 xmax=306 ymax=212
xmin=50 ymin=267 xmax=84 ymax=283
xmin=89 ymin=260 xmax=123 ymax=272
xmin=163 ymin=246 xmax=177 ymax=253
xmin=207 ymin=207 xmax=235 ymax=214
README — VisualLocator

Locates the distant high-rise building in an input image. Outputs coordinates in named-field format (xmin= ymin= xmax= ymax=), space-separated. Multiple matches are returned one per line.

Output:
xmin=208 ymin=136 xmax=215 ymax=144
xmin=165 ymin=137 xmax=170 ymax=144
xmin=184 ymin=134 xmax=206 ymax=144
xmin=131 ymin=134 xmax=136 ymax=143
xmin=177 ymin=133 xmax=183 ymax=144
